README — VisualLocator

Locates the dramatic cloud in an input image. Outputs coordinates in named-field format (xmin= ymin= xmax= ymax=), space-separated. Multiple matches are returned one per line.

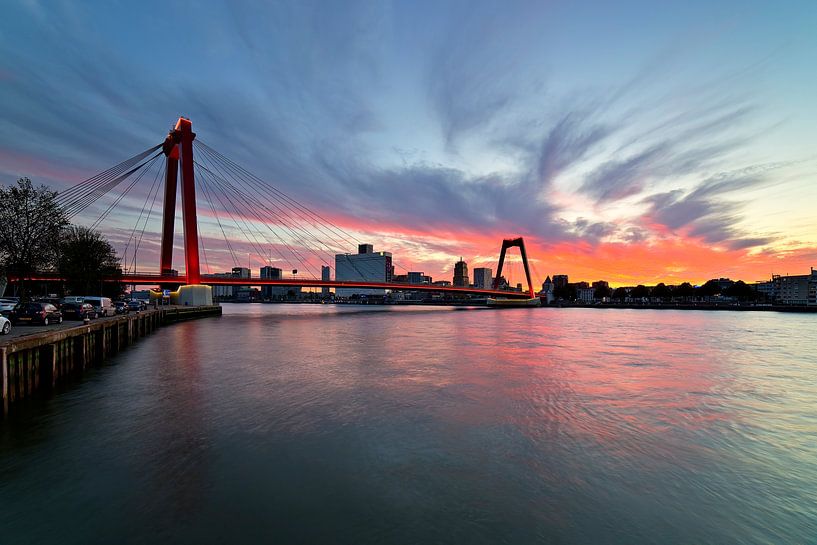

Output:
xmin=0 ymin=0 xmax=815 ymax=285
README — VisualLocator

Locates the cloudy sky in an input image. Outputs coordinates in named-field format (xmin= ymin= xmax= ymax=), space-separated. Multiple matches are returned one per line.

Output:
xmin=1 ymin=0 xmax=816 ymax=286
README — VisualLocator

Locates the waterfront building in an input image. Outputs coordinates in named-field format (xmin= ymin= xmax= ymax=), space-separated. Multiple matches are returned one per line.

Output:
xmin=540 ymin=276 xmax=554 ymax=303
xmin=210 ymin=272 xmax=235 ymax=299
xmin=260 ymin=266 xmax=300 ymax=300
xmin=335 ymin=244 xmax=393 ymax=297
xmin=552 ymin=274 xmax=569 ymax=289
xmin=432 ymin=280 xmax=451 ymax=287
xmin=453 ymin=258 xmax=469 ymax=287
xmin=473 ymin=267 xmax=493 ymax=289
xmin=577 ymin=287 xmax=595 ymax=303
xmin=591 ymin=280 xmax=609 ymax=290
xmin=321 ymin=265 xmax=331 ymax=297
xmin=261 ymin=266 xmax=286 ymax=301
xmin=772 ymin=269 xmax=816 ymax=305
xmin=752 ymin=269 xmax=817 ymax=305
xmin=408 ymin=271 xmax=429 ymax=284
xmin=754 ymin=279 xmax=776 ymax=301
xmin=232 ymin=267 xmax=250 ymax=279
xmin=236 ymin=287 xmax=261 ymax=302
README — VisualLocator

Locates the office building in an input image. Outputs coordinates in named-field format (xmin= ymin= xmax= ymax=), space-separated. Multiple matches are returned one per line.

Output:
xmin=321 ymin=265 xmax=331 ymax=296
xmin=552 ymin=274 xmax=569 ymax=290
xmin=232 ymin=267 xmax=250 ymax=279
xmin=260 ymin=266 xmax=300 ymax=300
xmin=260 ymin=266 xmax=281 ymax=300
xmin=473 ymin=267 xmax=492 ymax=289
xmin=453 ymin=258 xmax=468 ymax=287
xmin=335 ymin=244 xmax=393 ymax=297
xmin=210 ymin=272 xmax=235 ymax=299
xmin=407 ymin=271 xmax=430 ymax=284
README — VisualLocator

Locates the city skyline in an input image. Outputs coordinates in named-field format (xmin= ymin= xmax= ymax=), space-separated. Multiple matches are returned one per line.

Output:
xmin=1 ymin=1 xmax=816 ymax=287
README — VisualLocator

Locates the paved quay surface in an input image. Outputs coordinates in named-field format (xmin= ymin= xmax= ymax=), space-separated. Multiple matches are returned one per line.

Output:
xmin=0 ymin=309 xmax=156 ymax=343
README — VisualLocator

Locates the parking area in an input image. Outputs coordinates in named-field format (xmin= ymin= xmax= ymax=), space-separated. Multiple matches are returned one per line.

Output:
xmin=0 ymin=311 xmax=148 ymax=342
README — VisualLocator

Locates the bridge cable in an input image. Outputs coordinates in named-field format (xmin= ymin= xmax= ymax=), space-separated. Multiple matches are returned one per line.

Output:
xmin=195 ymin=140 xmax=411 ymax=274
xmin=195 ymin=161 xmax=318 ymax=277
xmin=194 ymin=154 xmax=344 ymax=278
xmin=196 ymin=141 xmax=360 ymax=250
xmin=195 ymin=147 xmax=344 ymax=272
xmin=56 ymin=144 xmax=162 ymax=206
xmin=196 ymin=164 xmax=295 ymax=273
xmin=196 ymin=145 xmax=394 ymax=282
xmin=64 ymin=150 xmax=163 ymax=219
xmin=194 ymin=162 xmax=286 ymax=268
xmin=129 ymin=161 xmax=166 ymax=273
xmin=194 ymin=165 xmax=244 ymax=268
xmin=121 ymin=159 xmax=165 ymax=271
xmin=88 ymin=153 xmax=162 ymax=228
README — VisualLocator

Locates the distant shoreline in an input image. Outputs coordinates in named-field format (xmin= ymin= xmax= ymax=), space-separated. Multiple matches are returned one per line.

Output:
xmin=545 ymin=302 xmax=817 ymax=313
xmin=218 ymin=300 xmax=817 ymax=313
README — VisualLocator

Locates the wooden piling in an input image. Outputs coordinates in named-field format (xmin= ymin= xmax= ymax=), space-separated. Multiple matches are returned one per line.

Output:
xmin=0 ymin=305 xmax=221 ymax=417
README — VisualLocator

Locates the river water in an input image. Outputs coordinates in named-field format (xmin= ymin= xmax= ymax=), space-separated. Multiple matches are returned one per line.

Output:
xmin=1 ymin=304 xmax=815 ymax=544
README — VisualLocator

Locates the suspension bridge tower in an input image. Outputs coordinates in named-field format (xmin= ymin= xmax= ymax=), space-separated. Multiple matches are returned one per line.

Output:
xmin=159 ymin=117 xmax=212 ymax=306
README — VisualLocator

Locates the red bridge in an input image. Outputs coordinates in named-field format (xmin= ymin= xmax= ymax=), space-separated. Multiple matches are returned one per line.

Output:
xmin=22 ymin=118 xmax=537 ymax=300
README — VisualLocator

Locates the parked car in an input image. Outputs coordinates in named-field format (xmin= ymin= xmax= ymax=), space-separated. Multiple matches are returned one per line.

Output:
xmin=0 ymin=298 xmax=18 ymax=317
xmin=83 ymin=297 xmax=114 ymax=317
xmin=114 ymin=301 xmax=129 ymax=315
xmin=0 ymin=314 xmax=11 ymax=335
xmin=127 ymin=299 xmax=143 ymax=312
xmin=60 ymin=302 xmax=97 ymax=320
xmin=61 ymin=296 xmax=85 ymax=305
xmin=10 ymin=302 xmax=63 ymax=325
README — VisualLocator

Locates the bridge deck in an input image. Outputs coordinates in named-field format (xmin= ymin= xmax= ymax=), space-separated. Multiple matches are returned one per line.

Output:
xmin=17 ymin=274 xmax=533 ymax=299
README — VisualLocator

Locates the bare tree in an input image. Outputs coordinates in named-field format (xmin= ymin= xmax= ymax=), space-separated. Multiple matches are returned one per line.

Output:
xmin=58 ymin=226 xmax=124 ymax=298
xmin=0 ymin=178 xmax=68 ymax=298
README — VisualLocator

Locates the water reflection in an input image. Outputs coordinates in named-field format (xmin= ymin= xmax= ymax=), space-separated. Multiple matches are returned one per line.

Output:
xmin=1 ymin=305 xmax=815 ymax=544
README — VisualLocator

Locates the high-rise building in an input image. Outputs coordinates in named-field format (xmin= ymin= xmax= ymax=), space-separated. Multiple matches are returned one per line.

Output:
xmin=260 ymin=266 xmax=281 ymax=300
xmin=232 ymin=267 xmax=250 ymax=278
xmin=321 ymin=265 xmax=331 ymax=296
xmin=553 ymin=274 xmax=569 ymax=289
xmin=260 ymin=266 xmax=301 ymax=300
xmin=335 ymin=244 xmax=393 ymax=297
xmin=453 ymin=258 xmax=468 ymax=287
xmin=473 ymin=267 xmax=492 ymax=289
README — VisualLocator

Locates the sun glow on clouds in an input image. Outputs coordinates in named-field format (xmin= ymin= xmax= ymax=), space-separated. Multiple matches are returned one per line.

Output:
xmin=1 ymin=0 xmax=816 ymax=287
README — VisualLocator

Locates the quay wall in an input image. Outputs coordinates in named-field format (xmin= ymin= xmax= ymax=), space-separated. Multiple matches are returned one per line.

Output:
xmin=1 ymin=305 xmax=221 ymax=417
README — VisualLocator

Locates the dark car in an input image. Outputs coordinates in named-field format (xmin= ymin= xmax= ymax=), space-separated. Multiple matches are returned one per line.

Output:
xmin=114 ymin=301 xmax=129 ymax=315
xmin=127 ymin=300 xmax=142 ymax=312
xmin=60 ymin=302 xmax=97 ymax=320
xmin=11 ymin=302 xmax=63 ymax=325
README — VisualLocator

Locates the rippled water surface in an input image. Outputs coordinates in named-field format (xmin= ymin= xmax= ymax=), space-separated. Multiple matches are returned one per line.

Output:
xmin=1 ymin=304 xmax=816 ymax=544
